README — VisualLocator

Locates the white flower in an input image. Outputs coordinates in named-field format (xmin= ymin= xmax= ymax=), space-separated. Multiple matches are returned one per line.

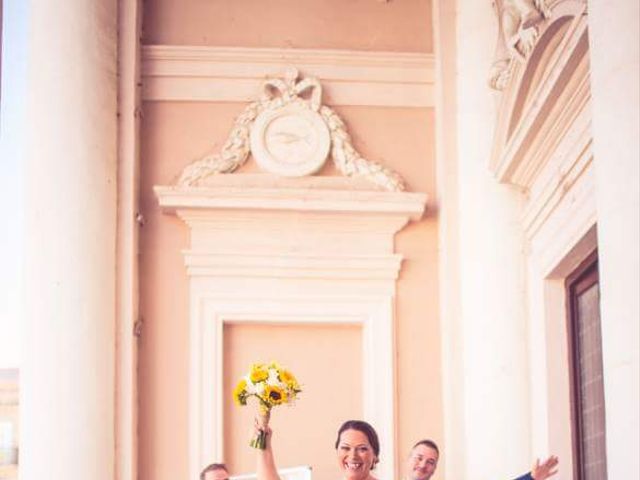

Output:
xmin=266 ymin=367 xmax=281 ymax=386
xmin=244 ymin=375 xmax=256 ymax=395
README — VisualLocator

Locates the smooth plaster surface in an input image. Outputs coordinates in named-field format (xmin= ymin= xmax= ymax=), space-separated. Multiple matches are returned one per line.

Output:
xmin=143 ymin=0 xmax=433 ymax=53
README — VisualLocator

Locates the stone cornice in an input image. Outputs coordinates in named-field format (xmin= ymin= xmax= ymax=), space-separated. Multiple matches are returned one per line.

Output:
xmin=521 ymin=108 xmax=592 ymax=240
xmin=155 ymin=184 xmax=426 ymax=220
xmin=154 ymin=174 xmax=426 ymax=221
xmin=141 ymin=45 xmax=434 ymax=107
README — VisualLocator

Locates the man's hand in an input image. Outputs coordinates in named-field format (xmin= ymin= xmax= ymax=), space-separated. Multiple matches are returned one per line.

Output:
xmin=531 ymin=455 xmax=559 ymax=480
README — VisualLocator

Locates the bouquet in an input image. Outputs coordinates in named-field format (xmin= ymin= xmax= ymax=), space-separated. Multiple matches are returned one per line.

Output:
xmin=233 ymin=361 xmax=302 ymax=449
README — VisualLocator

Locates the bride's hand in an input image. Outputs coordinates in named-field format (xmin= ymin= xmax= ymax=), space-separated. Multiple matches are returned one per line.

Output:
xmin=252 ymin=415 xmax=273 ymax=450
xmin=254 ymin=416 xmax=273 ymax=436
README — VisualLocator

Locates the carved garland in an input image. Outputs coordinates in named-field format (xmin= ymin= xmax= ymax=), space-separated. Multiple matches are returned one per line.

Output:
xmin=177 ymin=69 xmax=405 ymax=192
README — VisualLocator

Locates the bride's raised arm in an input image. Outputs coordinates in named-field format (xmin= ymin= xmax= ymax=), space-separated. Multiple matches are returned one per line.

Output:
xmin=255 ymin=423 xmax=282 ymax=480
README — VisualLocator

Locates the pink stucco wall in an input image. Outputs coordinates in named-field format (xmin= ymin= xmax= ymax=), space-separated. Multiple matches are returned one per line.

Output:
xmin=138 ymin=2 xmax=441 ymax=479
xmin=223 ymin=324 xmax=363 ymax=479
xmin=143 ymin=0 xmax=433 ymax=52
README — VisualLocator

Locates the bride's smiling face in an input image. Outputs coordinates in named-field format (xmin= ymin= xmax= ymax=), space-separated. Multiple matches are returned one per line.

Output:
xmin=336 ymin=429 xmax=377 ymax=480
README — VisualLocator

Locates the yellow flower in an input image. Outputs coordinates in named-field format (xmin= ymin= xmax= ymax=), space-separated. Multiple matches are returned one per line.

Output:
xmin=263 ymin=385 xmax=287 ymax=406
xmin=233 ymin=379 xmax=248 ymax=406
xmin=250 ymin=363 xmax=269 ymax=383
xmin=279 ymin=369 xmax=299 ymax=389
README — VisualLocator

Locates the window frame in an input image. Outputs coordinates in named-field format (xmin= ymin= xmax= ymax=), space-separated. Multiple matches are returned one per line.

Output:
xmin=565 ymin=249 xmax=606 ymax=480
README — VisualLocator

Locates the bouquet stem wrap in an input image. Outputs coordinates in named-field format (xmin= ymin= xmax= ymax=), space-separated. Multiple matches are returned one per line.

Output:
xmin=250 ymin=407 xmax=271 ymax=449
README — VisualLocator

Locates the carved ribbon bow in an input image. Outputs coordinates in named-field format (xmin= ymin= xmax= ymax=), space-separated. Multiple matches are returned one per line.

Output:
xmin=261 ymin=67 xmax=323 ymax=111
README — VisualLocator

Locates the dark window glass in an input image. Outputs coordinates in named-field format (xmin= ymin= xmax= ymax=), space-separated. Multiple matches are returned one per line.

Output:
xmin=566 ymin=253 xmax=608 ymax=480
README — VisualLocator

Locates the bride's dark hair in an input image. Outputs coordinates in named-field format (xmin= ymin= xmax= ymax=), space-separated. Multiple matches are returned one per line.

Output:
xmin=334 ymin=419 xmax=380 ymax=469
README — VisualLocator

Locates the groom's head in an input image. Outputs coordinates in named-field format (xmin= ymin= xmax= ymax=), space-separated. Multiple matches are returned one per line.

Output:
xmin=201 ymin=463 xmax=230 ymax=480
xmin=405 ymin=439 xmax=439 ymax=480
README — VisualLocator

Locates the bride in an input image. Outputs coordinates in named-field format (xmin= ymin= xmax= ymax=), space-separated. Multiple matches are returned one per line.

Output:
xmin=255 ymin=419 xmax=380 ymax=480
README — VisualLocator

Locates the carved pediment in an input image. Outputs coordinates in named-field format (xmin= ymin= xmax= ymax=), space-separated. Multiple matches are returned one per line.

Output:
xmin=489 ymin=0 xmax=590 ymax=187
xmin=176 ymin=68 xmax=406 ymax=192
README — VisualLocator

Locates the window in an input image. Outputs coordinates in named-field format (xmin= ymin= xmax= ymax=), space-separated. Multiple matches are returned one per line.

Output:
xmin=566 ymin=252 xmax=608 ymax=480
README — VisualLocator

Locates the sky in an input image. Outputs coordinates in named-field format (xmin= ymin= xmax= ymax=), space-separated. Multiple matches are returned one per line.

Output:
xmin=0 ymin=0 xmax=28 ymax=368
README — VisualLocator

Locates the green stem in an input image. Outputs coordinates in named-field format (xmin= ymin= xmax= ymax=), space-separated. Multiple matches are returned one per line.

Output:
xmin=250 ymin=429 xmax=266 ymax=450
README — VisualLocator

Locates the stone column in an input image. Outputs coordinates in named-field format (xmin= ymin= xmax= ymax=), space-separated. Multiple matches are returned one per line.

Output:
xmin=432 ymin=0 xmax=465 ymax=478
xmin=439 ymin=1 xmax=531 ymax=477
xmin=21 ymin=0 xmax=118 ymax=479
xmin=587 ymin=2 xmax=640 ymax=478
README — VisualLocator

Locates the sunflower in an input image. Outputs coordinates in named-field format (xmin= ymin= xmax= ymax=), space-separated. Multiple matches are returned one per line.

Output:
xmin=233 ymin=379 xmax=248 ymax=406
xmin=264 ymin=385 xmax=287 ymax=406
xmin=249 ymin=363 xmax=269 ymax=383
xmin=278 ymin=369 xmax=300 ymax=390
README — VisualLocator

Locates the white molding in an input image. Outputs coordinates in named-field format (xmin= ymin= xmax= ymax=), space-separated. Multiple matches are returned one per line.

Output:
xmin=527 ymin=164 xmax=596 ymax=277
xmin=521 ymin=107 xmax=592 ymax=241
xmin=192 ymin=295 xmax=396 ymax=480
xmin=155 ymin=174 xmax=426 ymax=480
xmin=525 ymin=217 xmax=596 ymax=466
xmin=141 ymin=45 xmax=435 ymax=107
xmin=521 ymin=111 xmax=596 ymax=464
xmin=507 ymin=58 xmax=590 ymax=189
xmin=155 ymin=185 xmax=426 ymax=221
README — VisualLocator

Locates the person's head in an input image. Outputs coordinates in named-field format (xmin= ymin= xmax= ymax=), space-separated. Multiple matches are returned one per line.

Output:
xmin=334 ymin=420 xmax=380 ymax=480
xmin=405 ymin=440 xmax=439 ymax=480
xmin=200 ymin=463 xmax=229 ymax=480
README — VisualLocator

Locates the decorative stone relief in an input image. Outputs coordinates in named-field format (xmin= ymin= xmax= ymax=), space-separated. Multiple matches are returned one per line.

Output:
xmin=488 ymin=2 xmax=589 ymax=184
xmin=177 ymin=68 xmax=406 ymax=191
xmin=250 ymin=102 xmax=331 ymax=178
xmin=489 ymin=0 xmax=551 ymax=90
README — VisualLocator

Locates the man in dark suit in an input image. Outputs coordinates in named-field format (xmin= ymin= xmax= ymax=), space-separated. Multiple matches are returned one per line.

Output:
xmin=402 ymin=438 xmax=558 ymax=480
xmin=513 ymin=456 xmax=559 ymax=480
